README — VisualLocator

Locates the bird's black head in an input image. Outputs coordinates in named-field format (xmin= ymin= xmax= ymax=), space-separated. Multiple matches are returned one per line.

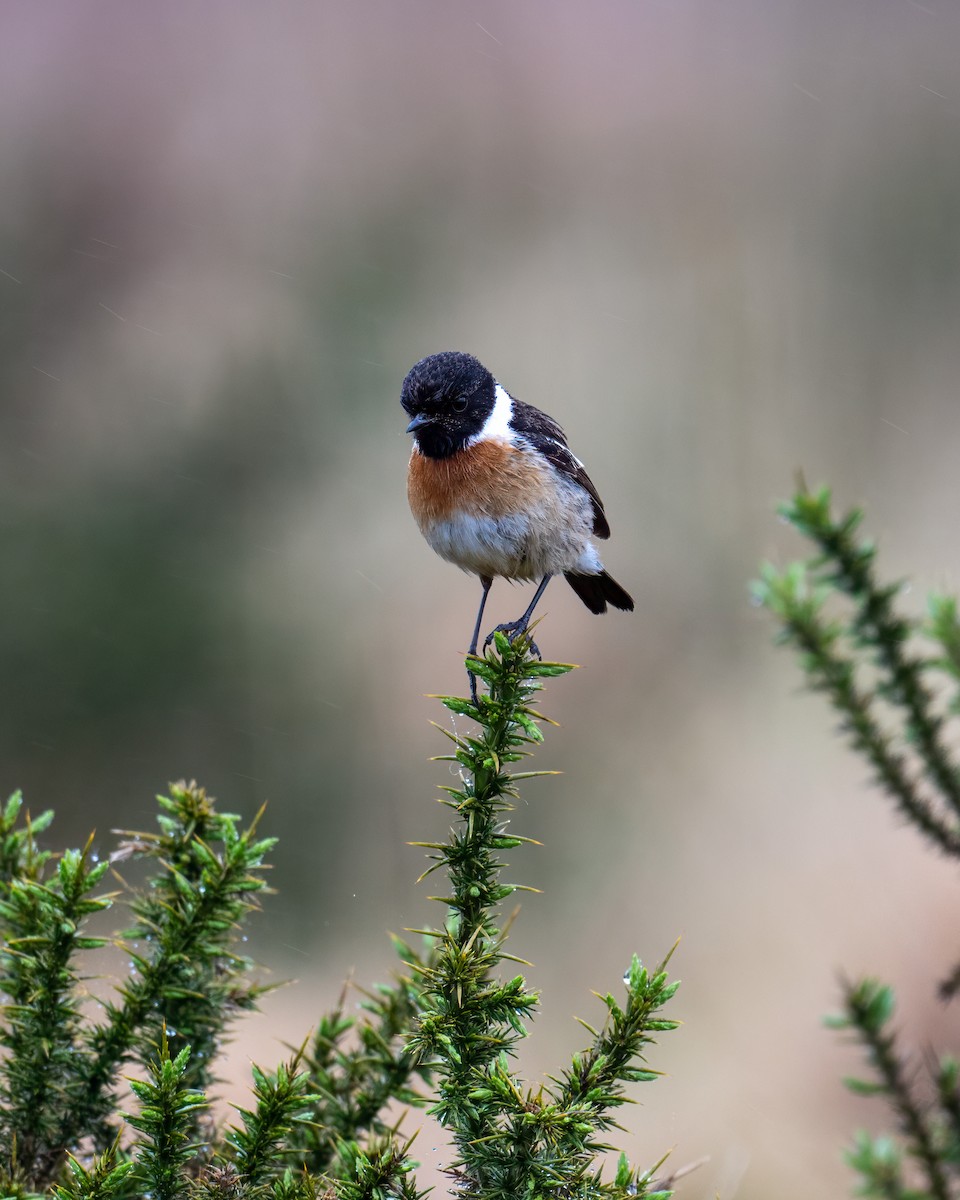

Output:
xmin=400 ymin=351 xmax=497 ymax=459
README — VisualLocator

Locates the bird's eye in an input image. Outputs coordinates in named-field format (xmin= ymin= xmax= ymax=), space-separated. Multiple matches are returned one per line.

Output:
xmin=451 ymin=396 xmax=469 ymax=413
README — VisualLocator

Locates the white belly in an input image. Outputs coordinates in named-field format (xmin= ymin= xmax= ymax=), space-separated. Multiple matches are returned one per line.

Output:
xmin=423 ymin=484 xmax=603 ymax=581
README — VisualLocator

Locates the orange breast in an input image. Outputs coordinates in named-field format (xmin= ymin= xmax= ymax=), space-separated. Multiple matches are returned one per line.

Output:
xmin=407 ymin=440 xmax=548 ymax=528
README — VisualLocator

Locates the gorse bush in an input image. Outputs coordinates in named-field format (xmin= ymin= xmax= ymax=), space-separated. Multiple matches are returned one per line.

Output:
xmin=0 ymin=634 xmax=680 ymax=1200
xmin=15 ymin=477 xmax=949 ymax=1199
xmin=756 ymin=484 xmax=960 ymax=1200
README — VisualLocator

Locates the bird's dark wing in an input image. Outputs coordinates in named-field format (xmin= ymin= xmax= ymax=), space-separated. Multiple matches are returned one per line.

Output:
xmin=510 ymin=398 xmax=611 ymax=539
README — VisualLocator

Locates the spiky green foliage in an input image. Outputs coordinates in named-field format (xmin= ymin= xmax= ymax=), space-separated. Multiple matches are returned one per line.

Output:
xmin=825 ymin=979 xmax=958 ymax=1200
xmin=290 ymin=935 xmax=433 ymax=1178
xmin=0 ymin=781 xmax=429 ymax=1199
xmin=126 ymin=1031 xmax=208 ymax=1200
xmin=52 ymin=1142 xmax=134 ymax=1200
xmin=0 ymin=791 xmax=54 ymax=887
xmin=334 ymin=1135 xmax=427 ymax=1200
xmin=757 ymin=483 xmax=960 ymax=1199
xmin=0 ymin=636 xmax=678 ymax=1198
xmin=754 ymin=486 xmax=960 ymax=857
xmin=405 ymin=632 xmax=680 ymax=1200
xmin=0 ymin=836 xmax=113 ymax=1182
xmin=222 ymin=1055 xmax=319 ymax=1189
xmin=0 ymin=783 xmax=278 ymax=1193
xmin=96 ymin=784 xmax=277 ymax=1100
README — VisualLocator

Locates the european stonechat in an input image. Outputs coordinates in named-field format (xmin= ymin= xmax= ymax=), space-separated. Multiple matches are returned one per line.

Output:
xmin=401 ymin=350 xmax=633 ymax=701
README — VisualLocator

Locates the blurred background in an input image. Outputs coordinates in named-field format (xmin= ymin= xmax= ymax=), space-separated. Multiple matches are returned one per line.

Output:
xmin=3 ymin=1 xmax=960 ymax=1194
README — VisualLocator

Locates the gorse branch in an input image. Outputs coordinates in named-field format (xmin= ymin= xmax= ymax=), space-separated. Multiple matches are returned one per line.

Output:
xmin=52 ymin=1141 xmax=134 ymax=1200
xmin=408 ymin=635 xmax=571 ymax=1141
xmin=755 ymin=559 xmax=960 ymax=856
xmin=554 ymin=951 xmax=679 ymax=1132
xmin=0 ymin=783 xmax=277 ymax=1193
xmin=754 ymin=486 xmax=960 ymax=857
xmin=78 ymin=784 xmax=276 ymax=1151
xmin=0 ymin=836 xmax=113 ymax=1181
xmin=827 ymin=980 xmax=952 ymax=1200
xmin=222 ymin=1053 xmax=318 ymax=1188
xmin=0 ymin=791 xmax=54 ymax=889
xmin=784 ymin=488 xmax=960 ymax=819
xmin=126 ymin=1029 xmax=207 ymax=1200
xmin=758 ymin=482 xmax=960 ymax=1199
xmin=335 ymin=1134 xmax=427 ymax=1200
xmin=291 ymin=935 xmax=435 ymax=1177
xmin=407 ymin=633 xmax=680 ymax=1200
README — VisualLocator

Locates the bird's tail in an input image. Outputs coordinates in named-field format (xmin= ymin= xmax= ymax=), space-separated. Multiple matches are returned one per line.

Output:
xmin=564 ymin=570 xmax=634 ymax=615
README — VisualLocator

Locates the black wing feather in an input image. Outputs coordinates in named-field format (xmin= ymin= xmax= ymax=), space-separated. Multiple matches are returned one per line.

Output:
xmin=510 ymin=398 xmax=611 ymax=539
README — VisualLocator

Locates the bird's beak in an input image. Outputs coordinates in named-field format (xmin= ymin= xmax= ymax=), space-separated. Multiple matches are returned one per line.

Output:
xmin=406 ymin=413 xmax=432 ymax=434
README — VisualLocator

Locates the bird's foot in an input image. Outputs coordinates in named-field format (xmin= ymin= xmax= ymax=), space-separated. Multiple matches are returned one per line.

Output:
xmin=483 ymin=619 xmax=541 ymax=660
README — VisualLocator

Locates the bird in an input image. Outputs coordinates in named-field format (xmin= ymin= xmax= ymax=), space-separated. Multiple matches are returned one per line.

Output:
xmin=401 ymin=350 xmax=634 ymax=702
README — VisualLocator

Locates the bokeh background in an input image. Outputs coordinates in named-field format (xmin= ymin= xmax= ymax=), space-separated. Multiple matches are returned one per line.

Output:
xmin=4 ymin=1 xmax=960 ymax=1194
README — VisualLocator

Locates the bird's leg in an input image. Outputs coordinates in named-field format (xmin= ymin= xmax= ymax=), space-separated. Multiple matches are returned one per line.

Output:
xmin=468 ymin=575 xmax=493 ymax=707
xmin=484 ymin=573 xmax=553 ymax=659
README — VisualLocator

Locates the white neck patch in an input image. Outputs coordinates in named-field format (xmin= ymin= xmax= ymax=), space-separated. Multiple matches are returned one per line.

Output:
xmin=468 ymin=382 xmax=513 ymax=446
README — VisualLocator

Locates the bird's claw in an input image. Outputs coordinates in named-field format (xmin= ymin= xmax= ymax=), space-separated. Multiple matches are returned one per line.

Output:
xmin=483 ymin=621 xmax=542 ymax=660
